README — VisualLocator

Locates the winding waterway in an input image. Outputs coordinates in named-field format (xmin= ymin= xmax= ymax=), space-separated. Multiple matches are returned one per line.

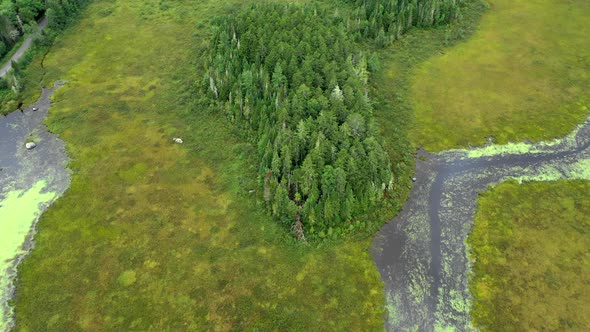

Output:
xmin=372 ymin=116 xmax=590 ymax=331
xmin=0 ymin=82 xmax=70 ymax=331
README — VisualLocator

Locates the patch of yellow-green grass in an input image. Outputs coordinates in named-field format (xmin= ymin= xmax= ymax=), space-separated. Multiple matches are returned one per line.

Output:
xmin=12 ymin=1 xmax=385 ymax=330
xmin=372 ymin=0 xmax=486 ymax=162
xmin=469 ymin=181 xmax=590 ymax=331
xmin=411 ymin=0 xmax=590 ymax=151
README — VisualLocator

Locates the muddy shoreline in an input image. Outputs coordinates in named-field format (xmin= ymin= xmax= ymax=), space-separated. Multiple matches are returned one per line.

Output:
xmin=0 ymin=82 xmax=70 ymax=331
xmin=372 ymin=116 xmax=590 ymax=330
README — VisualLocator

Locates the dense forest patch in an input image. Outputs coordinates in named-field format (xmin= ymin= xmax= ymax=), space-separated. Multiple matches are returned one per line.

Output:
xmin=345 ymin=0 xmax=462 ymax=45
xmin=205 ymin=4 xmax=394 ymax=240
xmin=469 ymin=181 xmax=590 ymax=331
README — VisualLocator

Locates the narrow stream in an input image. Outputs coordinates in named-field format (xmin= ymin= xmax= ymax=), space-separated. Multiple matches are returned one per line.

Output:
xmin=372 ymin=116 xmax=590 ymax=331
xmin=0 ymin=82 xmax=70 ymax=331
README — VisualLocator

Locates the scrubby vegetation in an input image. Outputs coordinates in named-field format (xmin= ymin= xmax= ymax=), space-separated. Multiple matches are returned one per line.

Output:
xmin=469 ymin=181 xmax=590 ymax=331
xmin=373 ymin=1 xmax=590 ymax=330
xmin=46 ymin=0 xmax=92 ymax=30
xmin=371 ymin=0 xmax=486 ymax=190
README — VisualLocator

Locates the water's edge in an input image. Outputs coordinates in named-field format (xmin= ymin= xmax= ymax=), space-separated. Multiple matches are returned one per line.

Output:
xmin=0 ymin=81 xmax=70 ymax=332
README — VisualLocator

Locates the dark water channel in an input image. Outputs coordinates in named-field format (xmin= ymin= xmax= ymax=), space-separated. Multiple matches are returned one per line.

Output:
xmin=0 ymin=82 xmax=70 ymax=331
xmin=372 ymin=117 xmax=590 ymax=331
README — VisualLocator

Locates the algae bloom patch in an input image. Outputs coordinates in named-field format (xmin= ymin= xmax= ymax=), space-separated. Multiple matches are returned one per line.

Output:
xmin=0 ymin=180 xmax=57 ymax=331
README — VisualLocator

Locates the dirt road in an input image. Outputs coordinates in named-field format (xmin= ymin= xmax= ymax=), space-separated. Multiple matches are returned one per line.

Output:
xmin=0 ymin=16 xmax=48 ymax=78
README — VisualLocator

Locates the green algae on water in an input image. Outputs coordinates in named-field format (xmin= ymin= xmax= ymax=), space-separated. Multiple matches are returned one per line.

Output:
xmin=0 ymin=180 xmax=57 ymax=332
xmin=460 ymin=119 xmax=587 ymax=159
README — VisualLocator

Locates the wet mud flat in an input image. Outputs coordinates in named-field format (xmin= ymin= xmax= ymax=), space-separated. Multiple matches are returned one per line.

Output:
xmin=372 ymin=116 xmax=590 ymax=331
xmin=0 ymin=82 xmax=70 ymax=331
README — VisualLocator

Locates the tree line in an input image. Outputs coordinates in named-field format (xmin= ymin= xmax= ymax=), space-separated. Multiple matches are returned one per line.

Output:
xmin=204 ymin=0 xmax=463 ymax=240
xmin=46 ymin=0 xmax=92 ymax=30
xmin=345 ymin=0 xmax=463 ymax=46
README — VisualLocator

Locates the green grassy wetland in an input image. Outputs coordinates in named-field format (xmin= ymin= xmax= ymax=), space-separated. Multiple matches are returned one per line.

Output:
xmin=2 ymin=0 xmax=589 ymax=330
xmin=4 ymin=0 xmax=467 ymax=329
xmin=470 ymin=181 xmax=590 ymax=331
xmin=410 ymin=0 xmax=590 ymax=151
xmin=11 ymin=1 xmax=388 ymax=330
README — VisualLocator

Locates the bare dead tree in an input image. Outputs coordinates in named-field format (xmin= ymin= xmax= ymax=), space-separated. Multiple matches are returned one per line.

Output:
xmin=290 ymin=213 xmax=306 ymax=243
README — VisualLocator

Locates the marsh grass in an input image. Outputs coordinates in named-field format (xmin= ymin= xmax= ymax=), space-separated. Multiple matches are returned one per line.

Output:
xmin=12 ymin=1 xmax=385 ymax=330
xmin=409 ymin=0 xmax=590 ymax=151
xmin=469 ymin=181 xmax=590 ymax=331
xmin=371 ymin=0 xmax=487 ymax=154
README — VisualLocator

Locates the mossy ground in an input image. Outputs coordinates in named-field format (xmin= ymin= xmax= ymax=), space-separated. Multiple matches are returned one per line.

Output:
xmin=469 ymin=181 xmax=590 ymax=331
xmin=409 ymin=0 xmax=590 ymax=151
xmin=12 ymin=1 xmax=385 ymax=330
